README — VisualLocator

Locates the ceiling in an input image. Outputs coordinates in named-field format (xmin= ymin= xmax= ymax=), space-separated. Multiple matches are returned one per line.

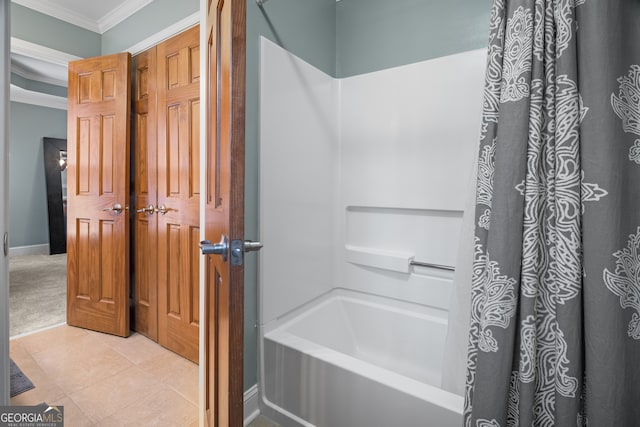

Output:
xmin=10 ymin=0 xmax=153 ymax=89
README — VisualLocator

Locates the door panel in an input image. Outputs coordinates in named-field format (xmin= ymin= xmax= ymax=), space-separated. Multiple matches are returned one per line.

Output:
xmin=67 ymin=53 xmax=131 ymax=337
xmin=204 ymin=1 xmax=246 ymax=425
xmin=157 ymin=25 xmax=201 ymax=363
xmin=133 ymin=48 xmax=158 ymax=340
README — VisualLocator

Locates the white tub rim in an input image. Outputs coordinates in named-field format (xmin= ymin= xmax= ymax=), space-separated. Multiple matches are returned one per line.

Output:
xmin=262 ymin=287 xmax=449 ymax=334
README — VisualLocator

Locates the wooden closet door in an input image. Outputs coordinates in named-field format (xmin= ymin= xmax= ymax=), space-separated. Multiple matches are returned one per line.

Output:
xmin=67 ymin=52 xmax=131 ymax=337
xmin=156 ymin=25 xmax=201 ymax=363
xmin=132 ymin=47 xmax=158 ymax=340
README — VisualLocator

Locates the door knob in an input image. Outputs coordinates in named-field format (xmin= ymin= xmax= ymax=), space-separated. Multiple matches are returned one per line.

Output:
xmin=200 ymin=237 xmax=262 ymax=265
xmin=155 ymin=204 xmax=168 ymax=215
xmin=136 ymin=205 xmax=154 ymax=214
xmin=230 ymin=240 xmax=263 ymax=266
xmin=102 ymin=203 xmax=124 ymax=214
xmin=242 ymin=241 xmax=263 ymax=253
xmin=200 ymin=235 xmax=228 ymax=262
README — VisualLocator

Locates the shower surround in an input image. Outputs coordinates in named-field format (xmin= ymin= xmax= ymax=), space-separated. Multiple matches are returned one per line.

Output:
xmin=258 ymin=38 xmax=486 ymax=426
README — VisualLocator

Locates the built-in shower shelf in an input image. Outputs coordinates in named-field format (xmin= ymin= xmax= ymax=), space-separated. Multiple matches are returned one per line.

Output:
xmin=345 ymin=245 xmax=414 ymax=273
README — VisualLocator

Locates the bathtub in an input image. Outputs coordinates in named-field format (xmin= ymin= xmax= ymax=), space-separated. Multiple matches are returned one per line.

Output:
xmin=260 ymin=288 xmax=464 ymax=427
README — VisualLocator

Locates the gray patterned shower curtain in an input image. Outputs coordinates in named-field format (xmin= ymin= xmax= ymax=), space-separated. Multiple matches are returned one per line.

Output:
xmin=465 ymin=0 xmax=640 ymax=426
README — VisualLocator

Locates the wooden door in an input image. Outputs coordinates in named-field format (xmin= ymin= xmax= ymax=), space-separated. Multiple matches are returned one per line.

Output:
xmin=67 ymin=53 xmax=131 ymax=337
xmin=204 ymin=1 xmax=246 ymax=425
xmin=132 ymin=47 xmax=158 ymax=340
xmin=156 ymin=25 xmax=201 ymax=363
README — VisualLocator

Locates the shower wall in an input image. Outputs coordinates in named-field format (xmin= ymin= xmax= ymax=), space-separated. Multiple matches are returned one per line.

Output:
xmin=338 ymin=51 xmax=486 ymax=307
xmin=260 ymin=37 xmax=339 ymax=326
xmin=260 ymin=38 xmax=486 ymax=326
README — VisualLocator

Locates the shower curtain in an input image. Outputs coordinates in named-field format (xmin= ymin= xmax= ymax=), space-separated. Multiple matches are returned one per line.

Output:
xmin=465 ymin=0 xmax=640 ymax=426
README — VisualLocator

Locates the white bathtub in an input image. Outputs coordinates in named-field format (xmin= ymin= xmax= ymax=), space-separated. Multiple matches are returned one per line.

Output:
xmin=261 ymin=289 xmax=464 ymax=427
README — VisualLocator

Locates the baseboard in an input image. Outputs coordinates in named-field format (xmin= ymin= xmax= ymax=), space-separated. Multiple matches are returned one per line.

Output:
xmin=9 ymin=244 xmax=49 ymax=257
xmin=244 ymin=384 xmax=260 ymax=426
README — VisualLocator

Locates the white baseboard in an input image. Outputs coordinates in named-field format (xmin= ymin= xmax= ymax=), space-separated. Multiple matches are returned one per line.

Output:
xmin=9 ymin=244 xmax=49 ymax=257
xmin=244 ymin=384 xmax=260 ymax=426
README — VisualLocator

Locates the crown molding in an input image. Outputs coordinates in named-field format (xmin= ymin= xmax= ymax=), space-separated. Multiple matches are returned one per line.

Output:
xmin=125 ymin=12 xmax=199 ymax=55
xmin=97 ymin=0 xmax=154 ymax=33
xmin=11 ymin=38 xmax=82 ymax=66
xmin=12 ymin=0 xmax=156 ymax=34
xmin=10 ymin=84 xmax=67 ymax=110
xmin=11 ymin=62 xmax=67 ymax=87
xmin=11 ymin=0 xmax=99 ymax=32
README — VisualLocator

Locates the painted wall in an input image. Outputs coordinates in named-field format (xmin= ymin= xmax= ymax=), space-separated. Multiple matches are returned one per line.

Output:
xmin=101 ymin=0 xmax=199 ymax=54
xmin=244 ymin=0 xmax=336 ymax=391
xmin=8 ymin=102 xmax=67 ymax=248
xmin=336 ymin=0 xmax=491 ymax=77
xmin=10 ymin=3 xmax=100 ymax=58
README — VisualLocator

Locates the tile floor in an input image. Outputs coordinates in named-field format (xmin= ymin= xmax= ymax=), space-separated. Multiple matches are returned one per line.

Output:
xmin=10 ymin=324 xmax=279 ymax=426
xmin=10 ymin=324 xmax=200 ymax=426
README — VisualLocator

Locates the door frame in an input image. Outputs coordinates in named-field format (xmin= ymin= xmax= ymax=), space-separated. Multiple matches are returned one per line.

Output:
xmin=198 ymin=3 xmax=206 ymax=422
xmin=0 ymin=0 xmax=10 ymax=407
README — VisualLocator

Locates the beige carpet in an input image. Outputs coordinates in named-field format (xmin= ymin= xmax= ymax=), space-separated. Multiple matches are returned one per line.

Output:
xmin=9 ymin=254 xmax=67 ymax=337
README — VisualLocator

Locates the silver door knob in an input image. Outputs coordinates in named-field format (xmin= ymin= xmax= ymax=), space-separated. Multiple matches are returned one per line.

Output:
xmin=136 ymin=205 xmax=154 ymax=214
xmin=155 ymin=204 xmax=168 ymax=215
xmin=243 ymin=241 xmax=263 ymax=252
xmin=200 ymin=235 xmax=228 ymax=261
xmin=102 ymin=203 xmax=124 ymax=214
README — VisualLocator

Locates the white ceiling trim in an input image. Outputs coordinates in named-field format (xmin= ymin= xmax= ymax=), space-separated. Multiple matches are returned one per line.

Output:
xmin=11 ymin=62 xmax=67 ymax=87
xmin=13 ymin=0 xmax=155 ymax=34
xmin=12 ymin=0 xmax=99 ymax=32
xmin=11 ymin=38 xmax=82 ymax=66
xmin=97 ymin=0 xmax=154 ymax=33
xmin=10 ymin=84 xmax=67 ymax=110
xmin=125 ymin=12 xmax=199 ymax=55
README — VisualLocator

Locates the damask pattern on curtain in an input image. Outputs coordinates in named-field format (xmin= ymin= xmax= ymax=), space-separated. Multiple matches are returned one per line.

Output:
xmin=465 ymin=0 xmax=640 ymax=426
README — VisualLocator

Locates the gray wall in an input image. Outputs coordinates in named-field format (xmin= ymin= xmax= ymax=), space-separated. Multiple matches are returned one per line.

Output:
xmin=244 ymin=0 xmax=336 ymax=391
xmin=8 ymin=102 xmax=66 ymax=248
xmin=11 ymin=3 xmax=100 ymax=58
xmin=101 ymin=0 xmax=199 ymax=54
xmin=9 ymin=3 xmax=90 ymax=249
xmin=336 ymin=0 xmax=491 ymax=77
